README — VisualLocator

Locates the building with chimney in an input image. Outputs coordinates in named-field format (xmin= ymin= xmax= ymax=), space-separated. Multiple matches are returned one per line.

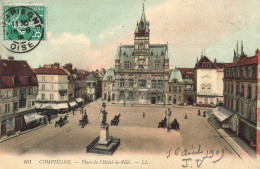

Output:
xmin=112 ymin=5 xmax=170 ymax=104
xmin=222 ymin=46 xmax=258 ymax=150
xmin=0 ymin=57 xmax=40 ymax=138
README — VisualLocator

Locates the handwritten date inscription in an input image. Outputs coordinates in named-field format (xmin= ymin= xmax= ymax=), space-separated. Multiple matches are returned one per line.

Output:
xmin=166 ymin=145 xmax=224 ymax=168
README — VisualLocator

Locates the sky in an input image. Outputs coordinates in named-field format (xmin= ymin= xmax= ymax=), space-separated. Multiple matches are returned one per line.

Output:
xmin=0 ymin=0 xmax=260 ymax=70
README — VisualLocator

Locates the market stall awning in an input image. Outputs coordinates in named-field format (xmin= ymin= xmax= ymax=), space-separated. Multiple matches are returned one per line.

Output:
xmin=69 ymin=101 xmax=77 ymax=107
xmin=212 ymin=108 xmax=234 ymax=122
xmin=76 ymin=98 xmax=83 ymax=103
xmin=24 ymin=111 xmax=44 ymax=124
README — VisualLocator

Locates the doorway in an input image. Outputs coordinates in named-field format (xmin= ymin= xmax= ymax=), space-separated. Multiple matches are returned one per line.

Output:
xmin=151 ymin=97 xmax=156 ymax=104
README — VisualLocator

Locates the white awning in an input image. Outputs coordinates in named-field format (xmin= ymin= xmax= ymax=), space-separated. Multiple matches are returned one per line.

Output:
xmin=212 ymin=108 xmax=234 ymax=122
xmin=76 ymin=98 xmax=83 ymax=103
xmin=24 ymin=112 xmax=44 ymax=124
xmin=58 ymin=103 xmax=69 ymax=109
xmin=69 ymin=101 xmax=77 ymax=107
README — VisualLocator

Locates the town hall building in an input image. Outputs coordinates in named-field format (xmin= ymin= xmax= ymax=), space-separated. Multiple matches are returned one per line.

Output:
xmin=103 ymin=6 xmax=170 ymax=104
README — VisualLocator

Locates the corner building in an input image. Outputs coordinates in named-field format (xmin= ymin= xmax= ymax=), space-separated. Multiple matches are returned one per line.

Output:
xmin=114 ymin=7 xmax=170 ymax=104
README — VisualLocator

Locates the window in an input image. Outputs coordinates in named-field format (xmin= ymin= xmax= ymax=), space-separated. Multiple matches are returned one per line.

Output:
xmin=41 ymin=93 xmax=45 ymax=100
xmin=249 ymin=67 xmax=253 ymax=78
xmin=42 ymin=76 xmax=45 ymax=82
xmin=28 ymin=87 xmax=32 ymax=95
xmin=129 ymin=79 xmax=133 ymax=88
xmin=42 ymin=84 xmax=45 ymax=90
xmin=13 ymin=89 xmax=18 ymax=97
xmin=112 ymin=93 xmax=115 ymax=100
xmin=173 ymin=86 xmax=177 ymax=93
xmin=14 ymin=76 xmax=19 ymax=84
xmin=231 ymin=84 xmax=233 ymax=94
xmin=19 ymin=88 xmax=26 ymax=108
xmin=124 ymin=61 xmax=130 ymax=69
xmin=237 ymin=67 xmax=240 ymax=77
xmin=178 ymin=96 xmax=181 ymax=101
xmin=104 ymin=93 xmax=106 ymax=100
xmin=128 ymin=92 xmax=134 ymax=100
xmin=236 ymin=83 xmax=240 ymax=95
xmin=178 ymin=86 xmax=181 ymax=93
xmin=169 ymin=96 xmax=171 ymax=101
xmin=32 ymin=101 xmax=35 ymax=106
xmin=169 ymin=86 xmax=172 ymax=92
xmin=242 ymin=67 xmax=246 ymax=78
xmin=5 ymin=103 xmax=10 ymax=113
xmin=139 ymin=80 xmax=146 ymax=88
xmin=120 ymin=91 xmax=125 ymax=100
xmin=50 ymin=94 xmax=54 ymax=101
xmin=14 ymin=102 xmax=18 ymax=111
xmin=248 ymin=85 xmax=251 ymax=99
xmin=61 ymin=94 xmax=65 ymax=100
xmin=120 ymin=79 xmax=125 ymax=87
xmin=152 ymin=80 xmax=157 ymax=89
xmin=155 ymin=60 xmax=160 ymax=68
xmin=28 ymin=101 xmax=32 ymax=108
xmin=241 ymin=85 xmax=244 ymax=97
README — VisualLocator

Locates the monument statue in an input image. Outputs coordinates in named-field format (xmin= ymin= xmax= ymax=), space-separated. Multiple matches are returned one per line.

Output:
xmin=100 ymin=103 xmax=108 ymax=125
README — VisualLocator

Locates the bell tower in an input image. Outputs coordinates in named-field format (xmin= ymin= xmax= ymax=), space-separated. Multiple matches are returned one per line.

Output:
xmin=134 ymin=4 xmax=150 ymax=69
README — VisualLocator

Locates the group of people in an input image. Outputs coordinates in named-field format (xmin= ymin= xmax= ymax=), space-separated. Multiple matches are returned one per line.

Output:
xmin=197 ymin=110 xmax=207 ymax=117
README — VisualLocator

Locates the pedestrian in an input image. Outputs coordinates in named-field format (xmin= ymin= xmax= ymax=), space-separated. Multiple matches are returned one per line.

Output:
xmin=143 ymin=112 xmax=145 ymax=118
xmin=197 ymin=110 xmax=201 ymax=116
xmin=124 ymin=101 xmax=126 ymax=107
xmin=44 ymin=116 xmax=47 ymax=124
xmin=48 ymin=114 xmax=51 ymax=124
xmin=72 ymin=110 xmax=75 ymax=115
xmin=184 ymin=113 xmax=188 ymax=119
xmin=203 ymin=111 xmax=206 ymax=117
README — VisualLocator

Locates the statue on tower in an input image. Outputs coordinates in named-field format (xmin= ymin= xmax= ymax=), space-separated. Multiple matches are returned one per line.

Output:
xmin=100 ymin=102 xmax=108 ymax=126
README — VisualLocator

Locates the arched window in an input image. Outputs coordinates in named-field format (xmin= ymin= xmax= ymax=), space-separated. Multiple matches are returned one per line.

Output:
xmin=154 ymin=60 xmax=160 ymax=68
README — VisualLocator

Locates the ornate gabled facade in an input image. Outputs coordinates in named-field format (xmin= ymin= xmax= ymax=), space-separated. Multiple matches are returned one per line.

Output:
xmin=112 ymin=6 xmax=170 ymax=104
xmin=194 ymin=56 xmax=231 ymax=107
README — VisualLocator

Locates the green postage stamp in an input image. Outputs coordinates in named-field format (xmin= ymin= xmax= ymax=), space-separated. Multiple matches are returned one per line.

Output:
xmin=2 ymin=5 xmax=46 ymax=53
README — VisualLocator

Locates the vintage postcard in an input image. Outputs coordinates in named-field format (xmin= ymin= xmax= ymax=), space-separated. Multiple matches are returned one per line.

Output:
xmin=0 ymin=0 xmax=259 ymax=169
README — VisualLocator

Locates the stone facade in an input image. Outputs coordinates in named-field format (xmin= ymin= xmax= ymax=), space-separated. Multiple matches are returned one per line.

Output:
xmin=223 ymin=49 xmax=258 ymax=148
xmin=113 ymin=7 xmax=170 ymax=104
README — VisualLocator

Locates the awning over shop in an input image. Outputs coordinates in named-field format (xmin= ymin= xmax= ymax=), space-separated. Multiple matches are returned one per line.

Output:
xmin=35 ymin=103 xmax=68 ymax=110
xmin=24 ymin=111 xmax=44 ymax=124
xmin=69 ymin=101 xmax=77 ymax=107
xmin=76 ymin=98 xmax=83 ymax=103
xmin=212 ymin=108 xmax=234 ymax=122
xmin=58 ymin=103 xmax=69 ymax=109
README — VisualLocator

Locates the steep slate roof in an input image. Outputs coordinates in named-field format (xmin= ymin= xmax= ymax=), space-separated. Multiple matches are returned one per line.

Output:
xmin=195 ymin=56 xmax=231 ymax=69
xmin=0 ymin=59 xmax=38 ymax=89
xmin=33 ymin=67 xmax=68 ymax=75
xmin=169 ymin=69 xmax=183 ymax=83
xmin=177 ymin=68 xmax=194 ymax=79
xmin=86 ymin=74 xmax=97 ymax=82
xmin=226 ymin=55 xmax=257 ymax=68
xmin=103 ymin=69 xmax=115 ymax=81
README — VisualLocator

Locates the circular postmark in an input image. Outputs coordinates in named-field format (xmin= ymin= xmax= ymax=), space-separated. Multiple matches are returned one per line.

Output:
xmin=3 ymin=6 xmax=45 ymax=53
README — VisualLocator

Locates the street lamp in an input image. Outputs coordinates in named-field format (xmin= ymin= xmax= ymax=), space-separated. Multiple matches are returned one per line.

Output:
xmin=167 ymin=108 xmax=172 ymax=132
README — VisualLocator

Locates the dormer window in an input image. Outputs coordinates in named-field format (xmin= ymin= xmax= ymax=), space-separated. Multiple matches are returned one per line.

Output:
xmin=202 ymin=62 xmax=206 ymax=67
xmin=14 ymin=76 xmax=19 ymax=84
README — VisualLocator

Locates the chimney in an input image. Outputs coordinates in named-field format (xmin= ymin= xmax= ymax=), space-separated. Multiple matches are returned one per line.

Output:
xmin=8 ymin=56 xmax=14 ymax=60
xmin=53 ymin=62 xmax=60 ymax=68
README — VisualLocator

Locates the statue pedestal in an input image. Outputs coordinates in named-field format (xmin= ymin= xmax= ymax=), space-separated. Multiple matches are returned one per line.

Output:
xmin=98 ymin=124 xmax=112 ymax=145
